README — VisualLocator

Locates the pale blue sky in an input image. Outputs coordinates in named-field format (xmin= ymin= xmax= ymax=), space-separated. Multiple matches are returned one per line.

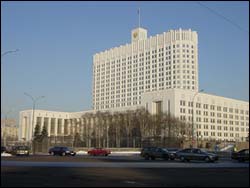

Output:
xmin=1 ymin=1 xmax=249 ymax=124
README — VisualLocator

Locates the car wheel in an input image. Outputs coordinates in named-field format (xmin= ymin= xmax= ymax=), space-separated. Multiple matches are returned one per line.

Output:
xmin=62 ymin=152 xmax=66 ymax=156
xmin=238 ymin=158 xmax=244 ymax=162
xmin=180 ymin=156 xmax=185 ymax=162
xmin=51 ymin=152 xmax=55 ymax=156
xmin=144 ymin=154 xmax=150 ymax=160
xmin=164 ymin=155 xmax=169 ymax=160
xmin=205 ymin=156 xmax=211 ymax=162
xmin=105 ymin=154 xmax=108 ymax=156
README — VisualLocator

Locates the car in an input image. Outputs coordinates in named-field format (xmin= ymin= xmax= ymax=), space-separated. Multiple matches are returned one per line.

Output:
xmin=164 ymin=148 xmax=180 ymax=160
xmin=49 ymin=146 xmax=76 ymax=156
xmin=140 ymin=147 xmax=170 ymax=160
xmin=231 ymin=149 xmax=249 ymax=162
xmin=87 ymin=148 xmax=111 ymax=156
xmin=1 ymin=146 xmax=7 ymax=153
xmin=11 ymin=146 xmax=30 ymax=156
xmin=175 ymin=148 xmax=218 ymax=162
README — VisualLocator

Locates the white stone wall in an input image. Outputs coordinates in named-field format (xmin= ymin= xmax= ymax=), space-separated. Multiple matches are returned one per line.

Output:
xmin=93 ymin=28 xmax=198 ymax=111
xmin=141 ymin=89 xmax=249 ymax=141
xmin=19 ymin=110 xmax=77 ymax=141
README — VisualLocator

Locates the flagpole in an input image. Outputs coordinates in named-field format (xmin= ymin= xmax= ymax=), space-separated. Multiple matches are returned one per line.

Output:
xmin=138 ymin=8 xmax=140 ymax=28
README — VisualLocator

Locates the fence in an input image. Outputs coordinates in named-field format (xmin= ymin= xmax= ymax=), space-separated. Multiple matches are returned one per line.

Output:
xmin=29 ymin=135 xmax=250 ymax=154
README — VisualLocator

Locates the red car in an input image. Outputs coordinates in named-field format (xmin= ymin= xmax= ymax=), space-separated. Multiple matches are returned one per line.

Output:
xmin=87 ymin=148 xmax=111 ymax=156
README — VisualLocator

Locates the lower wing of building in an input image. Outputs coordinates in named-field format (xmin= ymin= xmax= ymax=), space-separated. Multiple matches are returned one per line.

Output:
xmin=19 ymin=89 xmax=249 ymax=142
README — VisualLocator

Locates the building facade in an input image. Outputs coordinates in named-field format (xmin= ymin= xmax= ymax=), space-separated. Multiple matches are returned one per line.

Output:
xmin=93 ymin=28 xmax=198 ymax=110
xmin=19 ymin=27 xmax=249 ymax=142
xmin=141 ymin=89 xmax=249 ymax=142
xmin=1 ymin=119 xmax=18 ymax=146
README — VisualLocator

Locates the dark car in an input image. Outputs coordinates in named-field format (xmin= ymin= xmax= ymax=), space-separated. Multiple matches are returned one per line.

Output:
xmin=1 ymin=146 xmax=7 ymax=153
xmin=231 ymin=149 xmax=249 ymax=162
xmin=165 ymin=148 xmax=180 ymax=160
xmin=140 ymin=147 xmax=170 ymax=160
xmin=11 ymin=146 xmax=30 ymax=156
xmin=175 ymin=148 xmax=218 ymax=162
xmin=49 ymin=146 xmax=76 ymax=156
xmin=87 ymin=148 xmax=111 ymax=156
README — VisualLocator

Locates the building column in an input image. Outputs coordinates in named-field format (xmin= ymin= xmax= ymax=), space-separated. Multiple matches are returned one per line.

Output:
xmin=29 ymin=114 xmax=34 ymax=141
xmin=76 ymin=118 xmax=80 ymax=133
xmin=61 ymin=119 xmax=65 ymax=136
xmin=80 ymin=118 xmax=83 ymax=135
xmin=68 ymin=119 xmax=71 ymax=136
xmin=54 ymin=118 xmax=58 ymax=136
xmin=48 ymin=118 xmax=51 ymax=137
xmin=21 ymin=117 xmax=26 ymax=140
xmin=72 ymin=119 xmax=76 ymax=136
xmin=41 ymin=117 xmax=44 ymax=129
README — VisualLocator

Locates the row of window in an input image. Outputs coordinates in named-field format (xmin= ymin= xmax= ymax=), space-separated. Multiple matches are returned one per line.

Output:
xmin=179 ymin=115 xmax=248 ymax=126
xmin=95 ymin=62 xmax=196 ymax=74
xmin=180 ymin=108 xmax=248 ymax=119
xmin=95 ymin=44 xmax=195 ymax=64
xmin=95 ymin=80 xmax=196 ymax=90
xmin=197 ymin=131 xmax=245 ymax=138
xmin=180 ymin=100 xmax=249 ymax=114
xmin=198 ymin=124 xmax=247 ymax=131
xmin=95 ymin=101 xmax=141 ymax=109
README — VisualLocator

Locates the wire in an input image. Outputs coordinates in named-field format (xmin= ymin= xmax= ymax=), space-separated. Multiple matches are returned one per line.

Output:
xmin=196 ymin=2 xmax=249 ymax=34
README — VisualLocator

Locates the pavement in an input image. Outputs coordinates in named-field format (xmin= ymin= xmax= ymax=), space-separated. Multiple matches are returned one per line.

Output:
xmin=2 ymin=167 xmax=249 ymax=187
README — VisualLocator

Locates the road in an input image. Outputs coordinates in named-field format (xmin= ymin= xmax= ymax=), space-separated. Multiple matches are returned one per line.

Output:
xmin=1 ymin=154 xmax=249 ymax=187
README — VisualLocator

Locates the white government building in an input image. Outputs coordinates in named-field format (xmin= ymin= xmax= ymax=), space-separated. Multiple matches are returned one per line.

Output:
xmin=19 ymin=27 xmax=249 ymax=142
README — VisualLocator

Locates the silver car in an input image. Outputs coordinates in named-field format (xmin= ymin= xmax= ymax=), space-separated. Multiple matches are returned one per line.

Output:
xmin=175 ymin=148 xmax=218 ymax=162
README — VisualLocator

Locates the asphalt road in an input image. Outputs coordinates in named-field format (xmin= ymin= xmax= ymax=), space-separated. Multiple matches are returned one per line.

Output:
xmin=1 ymin=155 xmax=249 ymax=187
xmin=2 ymin=167 xmax=249 ymax=187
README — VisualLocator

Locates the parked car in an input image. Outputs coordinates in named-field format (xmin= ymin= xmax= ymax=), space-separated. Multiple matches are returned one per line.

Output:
xmin=1 ymin=146 xmax=6 ymax=153
xmin=175 ymin=148 xmax=218 ymax=162
xmin=231 ymin=149 xmax=249 ymax=162
xmin=140 ymin=147 xmax=170 ymax=160
xmin=49 ymin=146 xmax=76 ymax=156
xmin=11 ymin=146 xmax=30 ymax=156
xmin=165 ymin=148 xmax=180 ymax=160
xmin=87 ymin=148 xmax=111 ymax=156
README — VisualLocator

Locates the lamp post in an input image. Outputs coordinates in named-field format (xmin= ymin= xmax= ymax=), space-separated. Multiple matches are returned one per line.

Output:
xmin=1 ymin=49 xmax=19 ymax=116
xmin=24 ymin=92 xmax=45 ymax=140
xmin=192 ymin=89 xmax=204 ymax=148
xmin=1 ymin=49 xmax=19 ymax=58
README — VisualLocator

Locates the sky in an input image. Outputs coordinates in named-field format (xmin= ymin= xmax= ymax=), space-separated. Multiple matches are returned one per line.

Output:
xmin=1 ymin=1 xmax=249 ymax=124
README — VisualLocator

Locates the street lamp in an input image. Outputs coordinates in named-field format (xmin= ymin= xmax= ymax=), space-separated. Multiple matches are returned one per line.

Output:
xmin=1 ymin=49 xmax=19 ymax=58
xmin=192 ymin=89 xmax=204 ymax=148
xmin=1 ymin=49 xmax=19 ymax=115
xmin=24 ymin=92 xmax=45 ymax=140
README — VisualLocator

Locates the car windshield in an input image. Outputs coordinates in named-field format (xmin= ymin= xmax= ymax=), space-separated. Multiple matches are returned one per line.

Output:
xmin=16 ymin=146 xmax=29 ymax=150
xmin=166 ymin=148 xmax=178 ymax=151
xmin=199 ymin=149 xmax=208 ymax=153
